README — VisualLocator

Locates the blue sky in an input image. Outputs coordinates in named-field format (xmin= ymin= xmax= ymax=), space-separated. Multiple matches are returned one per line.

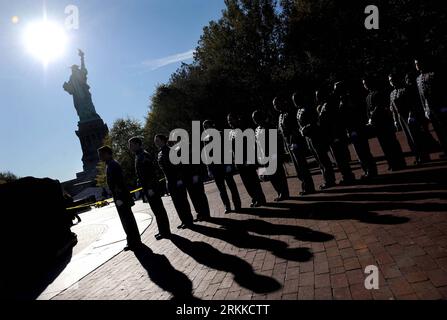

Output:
xmin=0 ymin=0 xmax=226 ymax=181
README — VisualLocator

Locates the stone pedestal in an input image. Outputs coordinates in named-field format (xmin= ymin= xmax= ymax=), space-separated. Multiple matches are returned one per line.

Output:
xmin=76 ymin=118 xmax=109 ymax=175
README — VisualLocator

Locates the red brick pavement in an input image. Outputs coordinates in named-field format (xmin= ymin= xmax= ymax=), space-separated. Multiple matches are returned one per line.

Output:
xmin=53 ymin=134 xmax=447 ymax=300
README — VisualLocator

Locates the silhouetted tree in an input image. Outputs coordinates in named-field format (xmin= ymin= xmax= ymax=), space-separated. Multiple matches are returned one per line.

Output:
xmin=143 ymin=0 xmax=447 ymax=141
xmin=96 ymin=118 xmax=144 ymax=189
xmin=0 ymin=171 xmax=19 ymax=184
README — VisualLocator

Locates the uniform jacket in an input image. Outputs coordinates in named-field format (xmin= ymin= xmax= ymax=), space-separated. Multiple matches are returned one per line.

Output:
xmin=135 ymin=149 xmax=160 ymax=193
xmin=106 ymin=159 xmax=134 ymax=207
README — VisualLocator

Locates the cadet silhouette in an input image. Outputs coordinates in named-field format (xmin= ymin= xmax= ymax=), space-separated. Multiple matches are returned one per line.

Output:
xmin=273 ymin=96 xmax=316 ymax=195
xmin=363 ymin=76 xmax=406 ymax=171
xmin=334 ymin=81 xmax=378 ymax=179
xmin=155 ymin=134 xmax=194 ymax=229
xmin=203 ymin=120 xmax=241 ymax=213
xmin=98 ymin=146 xmax=142 ymax=251
xmin=389 ymin=73 xmax=431 ymax=164
xmin=252 ymin=110 xmax=290 ymax=201
xmin=294 ymin=92 xmax=336 ymax=189
xmin=316 ymin=87 xmax=356 ymax=184
xmin=129 ymin=137 xmax=171 ymax=240
xmin=415 ymin=57 xmax=447 ymax=155
xmin=227 ymin=113 xmax=267 ymax=207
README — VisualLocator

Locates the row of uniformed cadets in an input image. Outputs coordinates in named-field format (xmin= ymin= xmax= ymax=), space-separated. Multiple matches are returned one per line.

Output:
xmin=98 ymin=56 xmax=446 ymax=251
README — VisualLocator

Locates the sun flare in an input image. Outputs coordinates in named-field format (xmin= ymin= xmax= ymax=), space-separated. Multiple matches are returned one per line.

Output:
xmin=23 ymin=20 xmax=68 ymax=66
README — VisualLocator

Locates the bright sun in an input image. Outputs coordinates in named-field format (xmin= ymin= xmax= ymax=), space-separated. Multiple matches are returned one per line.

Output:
xmin=23 ymin=20 xmax=68 ymax=66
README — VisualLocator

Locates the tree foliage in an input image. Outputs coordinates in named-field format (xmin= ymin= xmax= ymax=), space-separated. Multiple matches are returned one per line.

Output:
xmin=0 ymin=171 xmax=19 ymax=185
xmin=142 ymin=0 xmax=446 ymax=155
xmin=96 ymin=118 xmax=144 ymax=189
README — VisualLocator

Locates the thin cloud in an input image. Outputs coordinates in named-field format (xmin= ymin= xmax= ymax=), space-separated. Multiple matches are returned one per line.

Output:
xmin=142 ymin=49 xmax=195 ymax=71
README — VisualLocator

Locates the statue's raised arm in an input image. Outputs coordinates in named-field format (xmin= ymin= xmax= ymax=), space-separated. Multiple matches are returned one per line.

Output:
xmin=78 ymin=49 xmax=87 ymax=74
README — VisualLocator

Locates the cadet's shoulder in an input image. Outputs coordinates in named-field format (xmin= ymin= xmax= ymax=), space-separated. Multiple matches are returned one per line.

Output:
xmin=419 ymin=72 xmax=435 ymax=81
xmin=283 ymin=112 xmax=292 ymax=121
xmin=137 ymin=150 xmax=150 ymax=161
xmin=135 ymin=152 xmax=144 ymax=161
xmin=108 ymin=159 xmax=119 ymax=166
xmin=367 ymin=91 xmax=377 ymax=99
xmin=429 ymin=72 xmax=438 ymax=82
xmin=107 ymin=160 xmax=122 ymax=171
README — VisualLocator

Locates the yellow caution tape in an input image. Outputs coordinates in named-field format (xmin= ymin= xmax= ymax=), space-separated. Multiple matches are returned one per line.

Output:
xmin=66 ymin=177 xmax=167 ymax=211
xmin=65 ymin=178 xmax=166 ymax=210
xmin=66 ymin=187 xmax=143 ymax=211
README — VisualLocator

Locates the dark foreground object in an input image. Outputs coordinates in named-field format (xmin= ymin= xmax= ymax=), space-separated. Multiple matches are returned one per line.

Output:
xmin=0 ymin=177 xmax=77 ymax=300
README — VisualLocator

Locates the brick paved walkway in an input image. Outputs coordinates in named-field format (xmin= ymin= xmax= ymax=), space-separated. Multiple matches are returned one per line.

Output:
xmin=53 ymin=134 xmax=447 ymax=300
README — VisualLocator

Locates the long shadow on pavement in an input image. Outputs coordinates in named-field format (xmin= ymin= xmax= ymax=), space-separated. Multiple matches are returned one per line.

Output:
xmin=251 ymin=164 xmax=447 ymax=220
xmin=170 ymin=234 xmax=281 ymax=294
xmin=134 ymin=244 xmax=197 ymax=300
xmin=4 ymin=248 xmax=73 ymax=300
xmin=189 ymin=223 xmax=314 ymax=262
xmin=336 ymin=163 xmax=446 ymax=189
xmin=311 ymin=183 xmax=447 ymax=195
xmin=271 ymin=198 xmax=445 ymax=214
xmin=294 ymin=191 xmax=447 ymax=203
xmin=238 ymin=204 xmax=411 ymax=224
xmin=206 ymin=217 xmax=334 ymax=242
